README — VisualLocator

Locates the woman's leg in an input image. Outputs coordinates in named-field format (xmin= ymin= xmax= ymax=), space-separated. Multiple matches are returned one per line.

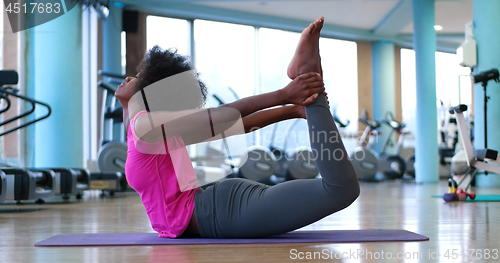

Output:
xmin=194 ymin=93 xmax=359 ymax=238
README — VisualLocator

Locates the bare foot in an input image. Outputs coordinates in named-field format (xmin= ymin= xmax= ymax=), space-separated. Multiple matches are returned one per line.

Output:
xmin=287 ymin=16 xmax=324 ymax=80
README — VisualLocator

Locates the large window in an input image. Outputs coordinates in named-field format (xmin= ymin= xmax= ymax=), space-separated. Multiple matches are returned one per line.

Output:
xmin=400 ymin=49 xmax=471 ymax=140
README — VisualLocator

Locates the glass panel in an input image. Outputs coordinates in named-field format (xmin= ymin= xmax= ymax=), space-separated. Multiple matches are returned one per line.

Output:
xmin=146 ymin=16 xmax=189 ymax=56
xmin=400 ymin=48 xmax=417 ymax=136
xmin=194 ymin=19 xmax=255 ymax=102
xmin=121 ymin=31 xmax=126 ymax=75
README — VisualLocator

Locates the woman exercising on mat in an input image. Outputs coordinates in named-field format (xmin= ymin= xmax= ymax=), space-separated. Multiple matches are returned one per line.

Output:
xmin=115 ymin=16 xmax=359 ymax=238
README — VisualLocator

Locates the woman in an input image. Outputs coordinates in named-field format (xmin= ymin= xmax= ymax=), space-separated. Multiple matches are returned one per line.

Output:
xmin=115 ymin=17 xmax=359 ymax=238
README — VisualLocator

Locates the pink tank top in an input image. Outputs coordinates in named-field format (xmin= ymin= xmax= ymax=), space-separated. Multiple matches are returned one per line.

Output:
xmin=125 ymin=110 xmax=200 ymax=238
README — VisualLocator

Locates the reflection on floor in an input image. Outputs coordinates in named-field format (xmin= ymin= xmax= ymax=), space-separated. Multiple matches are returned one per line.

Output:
xmin=1 ymin=180 xmax=499 ymax=263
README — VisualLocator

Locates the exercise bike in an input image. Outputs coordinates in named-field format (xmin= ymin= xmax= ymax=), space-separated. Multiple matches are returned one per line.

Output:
xmin=350 ymin=111 xmax=381 ymax=181
xmin=378 ymin=112 xmax=410 ymax=179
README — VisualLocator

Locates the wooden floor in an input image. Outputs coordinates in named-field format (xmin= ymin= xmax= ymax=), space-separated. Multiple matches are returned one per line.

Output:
xmin=1 ymin=180 xmax=500 ymax=263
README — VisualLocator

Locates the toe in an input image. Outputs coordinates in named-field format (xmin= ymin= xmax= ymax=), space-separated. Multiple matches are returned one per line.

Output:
xmin=312 ymin=20 xmax=323 ymax=33
xmin=316 ymin=17 xmax=324 ymax=27
xmin=310 ymin=22 xmax=316 ymax=29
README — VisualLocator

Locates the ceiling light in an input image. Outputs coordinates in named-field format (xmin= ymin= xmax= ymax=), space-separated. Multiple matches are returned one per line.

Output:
xmin=434 ymin=25 xmax=443 ymax=31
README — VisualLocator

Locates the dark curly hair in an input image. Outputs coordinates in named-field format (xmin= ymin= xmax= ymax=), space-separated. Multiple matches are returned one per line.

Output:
xmin=135 ymin=46 xmax=208 ymax=110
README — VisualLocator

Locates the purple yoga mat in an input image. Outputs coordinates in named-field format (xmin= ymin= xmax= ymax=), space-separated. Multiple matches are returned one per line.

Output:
xmin=35 ymin=230 xmax=428 ymax=247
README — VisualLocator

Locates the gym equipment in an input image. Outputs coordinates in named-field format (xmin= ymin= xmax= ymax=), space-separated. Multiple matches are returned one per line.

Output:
xmin=269 ymin=119 xmax=318 ymax=182
xmin=89 ymin=172 xmax=127 ymax=195
xmin=333 ymin=115 xmax=350 ymax=130
xmin=41 ymin=168 xmax=90 ymax=200
xmin=456 ymin=188 xmax=476 ymax=201
xmin=1 ymin=167 xmax=89 ymax=202
xmin=444 ymin=102 xmax=470 ymax=178
xmin=1 ymin=70 xmax=90 ymax=201
xmin=446 ymin=104 xmax=500 ymax=195
xmin=92 ymin=71 xmax=128 ymax=194
xmin=96 ymin=71 xmax=127 ymax=173
xmin=451 ymin=150 xmax=469 ymax=176
xmin=405 ymin=155 xmax=416 ymax=177
xmin=378 ymin=113 xmax=409 ymax=179
xmin=0 ymin=71 xmax=51 ymax=137
xmin=434 ymin=194 xmax=500 ymax=202
xmin=0 ymin=70 xmax=18 ymax=87
xmin=0 ymin=87 xmax=9 ymax=203
xmin=0 ymin=70 xmax=58 ymax=203
xmin=350 ymin=111 xmax=381 ymax=181
xmin=35 ymin=229 xmax=429 ymax=247
xmin=1 ymin=168 xmax=56 ymax=204
xmin=0 ymin=92 xmax=12 ymax=114
xmin=442 ymin=177 xmax=477 ymax=202
xmin=97 ymin=141 xmax=127 ymax=173
xmin=0 ymin=171 xmax=6 ymax=203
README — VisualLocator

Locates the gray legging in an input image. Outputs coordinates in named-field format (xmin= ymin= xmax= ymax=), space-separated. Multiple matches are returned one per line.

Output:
xmin=193 ymin=93 xmax=360 ymax=238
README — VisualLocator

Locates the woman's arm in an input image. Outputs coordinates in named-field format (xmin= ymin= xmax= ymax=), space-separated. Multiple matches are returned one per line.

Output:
xmin=241 ymin=105 xmax=304 ymax=133
xmin=135 ymin=88 xmax=283 ymax=141
xmin=180 ymin=105 xmax=305 ymax=145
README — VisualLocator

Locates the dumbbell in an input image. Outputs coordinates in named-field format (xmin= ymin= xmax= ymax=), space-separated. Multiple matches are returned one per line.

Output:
xmin=456 ymin=188 xmax=476 ymax=201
